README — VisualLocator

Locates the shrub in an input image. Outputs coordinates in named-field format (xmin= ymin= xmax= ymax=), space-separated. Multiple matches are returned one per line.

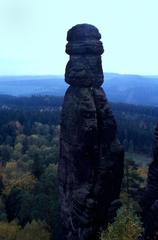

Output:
xmin=101 ymin=204 xmax=143 ymax=240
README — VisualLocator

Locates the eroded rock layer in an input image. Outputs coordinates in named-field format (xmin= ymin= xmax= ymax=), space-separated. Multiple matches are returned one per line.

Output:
xmin=59 ymin=24 xmax=124 ymax=240
xmin=141 ymin=124 xmax=158 ymax=240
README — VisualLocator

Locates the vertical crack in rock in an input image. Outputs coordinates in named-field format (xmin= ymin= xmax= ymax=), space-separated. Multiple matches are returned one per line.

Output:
xmin=59 ymin=24 xmax=124 ymax=240
xmin=141 ymin=124 xmax=158 ymax=240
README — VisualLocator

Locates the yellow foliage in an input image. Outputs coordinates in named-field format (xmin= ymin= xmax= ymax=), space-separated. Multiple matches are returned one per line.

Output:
xmin=0 ymin=221 xmax=51 ymax=240
xmin=1 ymin=160 xmax=36 ymax=194
xmin=1 ymin=161 xmax=17 ymax=185
xmin=14 ymin=174 xmax=36 ymax=190
xmin=16 ymin=220 xmax=51 ymax=240
xmin=137 ymin=166 xmax=148 ymax=178
xmin=4 ymin=174 xmax=37 ymax=194
xmin=0 ymin=221 xmax=20 ymax=240
xmin=6 ymin=161 xmax=17 ymax=170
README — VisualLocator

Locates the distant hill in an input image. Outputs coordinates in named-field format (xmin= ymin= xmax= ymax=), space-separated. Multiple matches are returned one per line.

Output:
xmin=0 ymin=73 xmax=158 ymax=107
xmin=104 ymin=73 xmax=158 ymax=106
xmin=0 ymin=75 xmax=66 ymax=97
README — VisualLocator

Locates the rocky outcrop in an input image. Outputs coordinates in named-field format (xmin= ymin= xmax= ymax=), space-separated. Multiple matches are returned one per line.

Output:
xmin=141 ymin=124 xmax=158 ymax=240
xmin=59 ymin=24 xmax=124 ymax=240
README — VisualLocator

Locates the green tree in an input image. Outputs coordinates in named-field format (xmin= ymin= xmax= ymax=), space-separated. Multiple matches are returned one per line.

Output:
xmin=101 ymin=204 xmax=143 ymax=240
xmin=122 ymin=157 xmax=144 ymax=202
xmin=5 ymin=188 xmax=33 ymax=226
xmin=0 ymin=145 xmax=13 ymax=166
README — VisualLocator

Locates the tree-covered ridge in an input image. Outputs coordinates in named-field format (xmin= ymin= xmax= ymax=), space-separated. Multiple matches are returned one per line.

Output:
xmin=112 ymin=103 xmax=158 ymax=155
xmin=0 ymin=95 xmax=157 ymax=239
xmin=0 ymin=95 xmax=157 ymax=155
xmin=0 ymin=96 xmax=61 ymax=239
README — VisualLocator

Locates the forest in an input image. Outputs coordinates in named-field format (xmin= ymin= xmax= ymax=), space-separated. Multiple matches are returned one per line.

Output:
xmin=0 ymin=95 xmax=157 ymax=240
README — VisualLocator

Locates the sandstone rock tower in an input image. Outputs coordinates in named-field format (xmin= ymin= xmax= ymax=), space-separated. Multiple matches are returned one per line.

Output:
xmin=141 ymin=124 xmax=158 ymax=240
xmin=153 ymin=124 xmax=158 ymax=162
xmin=59 ymin=24 xmax=124 ymax=240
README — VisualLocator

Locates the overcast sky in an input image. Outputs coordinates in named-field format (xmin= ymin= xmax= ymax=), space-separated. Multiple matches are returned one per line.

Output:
xmin=0 ymin=0 xmax=157 ymax=75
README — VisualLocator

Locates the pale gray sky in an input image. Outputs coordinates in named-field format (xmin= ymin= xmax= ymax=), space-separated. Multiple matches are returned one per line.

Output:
xmin=0 ymin=0 xmax=157 ymax=75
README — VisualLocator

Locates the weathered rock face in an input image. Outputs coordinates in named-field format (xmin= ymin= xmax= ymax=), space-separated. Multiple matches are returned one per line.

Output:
xmin=141 ymin=124 xmax=158 ymax=240
xmin=59 ymin=24 xmax=124 ymax=240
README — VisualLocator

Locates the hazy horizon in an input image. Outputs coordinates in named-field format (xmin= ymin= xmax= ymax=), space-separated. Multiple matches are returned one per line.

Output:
xmin=0 ymin=72 xmax=158 ymax=78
